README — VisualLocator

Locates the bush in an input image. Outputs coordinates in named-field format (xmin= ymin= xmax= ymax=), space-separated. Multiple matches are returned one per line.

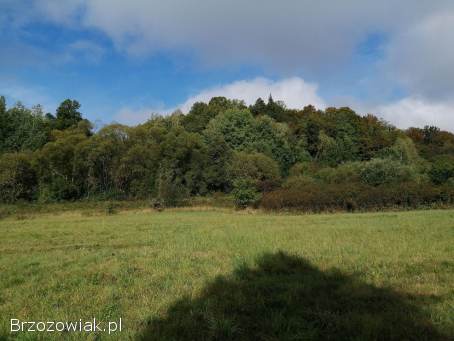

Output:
xmin=232 ymin=179 xmax=260 ymax=208
xmin=0 ymin=152 xmax=37 ymax=203
xmin=38 ymin=177 xmax=80 ymax=202
xmin=261 ymin=182 xmax=454 ymax=212
xmin=288 ymin=162 xmax=318 ymax=177
xmin=359 ymin=159 xmax=420 ymax=187
xmin=156 ymin=168 xmax=189 ymax=207
xmin=429 ymin=155 xmax=454 ymax=185
xmin=446 ymin=178 xmax=454 ymax=187
xmin=316 ymin=162 xmax=362 ymax=184
xmin=378 ymin=136 xmax=421 ymax=164
xmin=150 ymin=198 xmax=164 ymax=211
xmin=229 ymin=151 xmax=281 ymax=192
xmin=315 ymin=159 xmax=424 ymax=187
xmin=282 ymin=175 xmax=316 ymax=190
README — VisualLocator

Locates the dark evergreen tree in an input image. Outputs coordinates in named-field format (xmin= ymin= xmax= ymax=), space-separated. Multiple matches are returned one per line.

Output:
xmin=55 ymin=99 xmax=83 ymax=130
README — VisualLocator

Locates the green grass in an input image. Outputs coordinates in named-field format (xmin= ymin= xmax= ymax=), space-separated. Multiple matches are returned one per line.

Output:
xmin=0 ymin=208 xmax=453 ymax=340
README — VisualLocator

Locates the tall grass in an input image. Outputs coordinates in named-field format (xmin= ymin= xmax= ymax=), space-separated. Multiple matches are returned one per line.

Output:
xmin=0 ymin=209 xmax=453 ymax=339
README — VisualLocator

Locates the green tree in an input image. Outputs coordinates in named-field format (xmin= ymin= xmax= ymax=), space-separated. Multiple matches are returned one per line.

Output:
xmin=252 ymin=115 xmax=297 ymax=174
xmin=202 ymin=128 xmax=232 ymax=192
xmin=207 ymin=109 xmax=300 ymax=173
xmin=206 ymin=109 xmax=257 ymax=150
xmin=183 ymin=97 xmax=245 ymax=133
xmin=359 ymin=114 xmax=396 ymax=160
xmin=0 ymin=96 xmax=5 ymax=114
xmin=231 ymin=178 xmax=260 ymax=208
xmin=359 ymin=159 xmax=420 ymax=187
xmin=0 ymin=152 xmax=37 ymax=202
xmin=115 ymin=143 xmax=160 ymax=198
xmin=429 ymin=155 xmax=454 ymax=185
xmin=35 ymin=125 xmax=89 ymax=201
xmin=160 ymin=127 xmax=209 ymax=195
xmin=378 ymin=137 xmax=423 ymax=167
xmin=250 ymin=98 xmax=267 ymax=116
xmin=265 ymin=95 xmax=286 ymax=121
xmin=156 ymin=164 xmax=189 ymax=207
xmin=182 ymin=102 xmax=211 ymax=133
xmin=54 ymin=99 xmax=83 ymax=130
xmin=305 ymin=119 xmax=321 ymax=158
xmin=316 ymin=131 xmax=337 ymax=165
xmin=423 ymin=126 xmax=440 ymax=145
xmin=0 ymin=102 xmax=50 ymax=153
xmin=316 ymin=162 xmax=362 ymax=184
xmin=229 ymin=151 xmax=281 ymax=192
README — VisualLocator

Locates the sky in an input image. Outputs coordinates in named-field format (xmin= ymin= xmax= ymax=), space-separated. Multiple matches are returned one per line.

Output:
xmin=1 ymin=0 xmax=453 ymax=130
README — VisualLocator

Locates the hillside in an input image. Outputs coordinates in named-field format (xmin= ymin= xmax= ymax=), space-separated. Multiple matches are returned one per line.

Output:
xmin=1 ymin=96 xmax=454 ymax=210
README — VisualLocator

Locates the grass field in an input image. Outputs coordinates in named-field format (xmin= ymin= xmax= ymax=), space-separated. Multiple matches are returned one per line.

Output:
xmin=0 ymin=207 xmax=453 ymax=340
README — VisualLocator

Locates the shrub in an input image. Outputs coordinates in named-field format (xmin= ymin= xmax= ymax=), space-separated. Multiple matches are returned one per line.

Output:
xmin=288 ymin=162 xmax=318 ymax=177
xmin=261 ymin=182 xmax=453 ymax=212
xmin=232 ymin=179 xmax=260 ymax=208
xmin=378 ymin=136 xmax=421 ymax=164
xmin=429 ymin=155 xmax=454 ymax=185
xmin=282 ymin=175 xmax=316 ymax=190
xmin=38 ymin=177 xmax=80 ymax=202
xmin=316 ymin=162 xmax=362 ymax=184
xmin=288 ymin=163 xmax=305 ymax=177
xmin=150 ymin=198 xmax=164 ymax=211
xmin=446 ymin=178 xmax=454 ymax=187
xmin=0 ymin=152 xmax=37 ymax=203
xmin=359 ymin=158 xmax=419 ymax=187
xmin=156 ymin=168 xmax=189 ymax=207
xmin=229 ymin=151 xmax=281 ymax=192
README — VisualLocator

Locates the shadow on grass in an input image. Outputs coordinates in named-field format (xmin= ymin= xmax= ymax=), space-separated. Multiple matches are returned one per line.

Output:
xmin=138 ymin=251 xmax=447 ymax=340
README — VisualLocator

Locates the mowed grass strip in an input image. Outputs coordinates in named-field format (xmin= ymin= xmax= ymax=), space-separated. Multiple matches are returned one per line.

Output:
xmin=0 ymin=209 xmax=453 ymax=340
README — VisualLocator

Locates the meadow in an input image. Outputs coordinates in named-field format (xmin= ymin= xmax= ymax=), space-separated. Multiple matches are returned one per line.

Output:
xmin=0 ymin=207 xmax=453 ymax=340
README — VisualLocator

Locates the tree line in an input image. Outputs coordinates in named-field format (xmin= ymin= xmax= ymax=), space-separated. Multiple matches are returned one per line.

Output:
xmin=1 ymin=95 xmax=454 ymax=210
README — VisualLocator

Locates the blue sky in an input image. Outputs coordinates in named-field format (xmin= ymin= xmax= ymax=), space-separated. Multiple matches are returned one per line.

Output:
xmin=1 ymin=1 xmax=453 ymax=130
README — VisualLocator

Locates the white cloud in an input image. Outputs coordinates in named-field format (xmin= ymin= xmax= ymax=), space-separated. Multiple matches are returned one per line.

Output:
xmin=4 ymin=1 xmax=454 ymax=132
xmin=179 ymin=77 xmax=325 ymax=112
xmin=26 ymin=1 xmax=454 ymax=106
xmin=385 ymin=12 xmax=454 ymax=100
xmin=114 ymin=77 xmax=326 ymax=125
xmin=114 ymin=78 xmax=454 ymax=132
xmin=374 ymin=97 xmax=454 ymax=131
xmin=25 ymin=1 xmax=454 ymax=73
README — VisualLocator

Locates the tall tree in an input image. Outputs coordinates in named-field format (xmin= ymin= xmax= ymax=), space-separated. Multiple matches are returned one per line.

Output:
xmin=54 ymin=99 xmax=83 ymax=130
xmin=250 ymin=98 xmax=267 ymax=116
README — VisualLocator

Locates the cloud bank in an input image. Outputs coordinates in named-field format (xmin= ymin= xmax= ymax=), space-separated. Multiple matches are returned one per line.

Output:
xmin=384 ymin=12 xmax=454 ymax=101
xmin=2 ymin=1 xmax=454 ymax=130
xmin=116 ymin=77 xmax=454 ymax=132
xmin=115 ymin=77 xmax=325 ymax=125
xmin=375 ymin=98 xmax=454 ymax=131
xmin=26 ymin=1 xmax=453 ymax=74
xmin=179 ymin=77 xmax=326 ymax=112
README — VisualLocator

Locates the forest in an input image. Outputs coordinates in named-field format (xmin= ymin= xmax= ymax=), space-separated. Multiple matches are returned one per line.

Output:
xmin=1 ymin=95 xmax=454 ymax=211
